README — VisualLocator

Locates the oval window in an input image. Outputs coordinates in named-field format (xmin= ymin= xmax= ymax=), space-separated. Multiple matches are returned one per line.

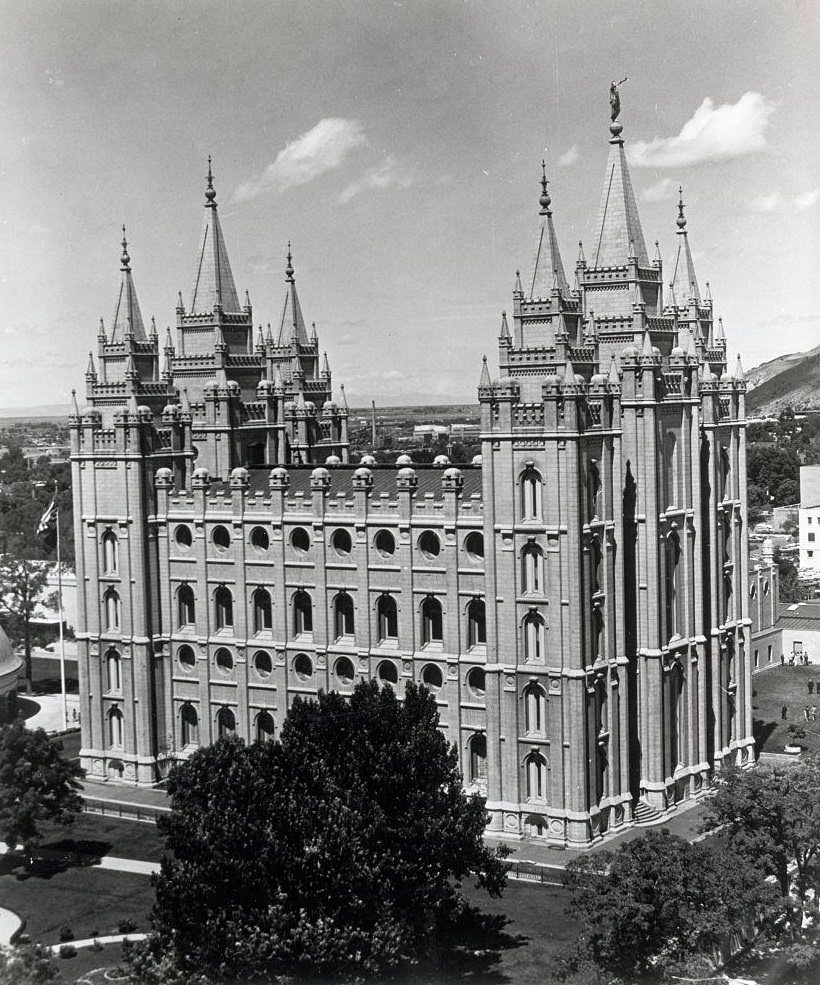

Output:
xmin=212 ymin=525 xmax=231 ymax=552
xmin=334 ymin=656 xmax=355 ymax=685
xmin=178 ymin=644 xmax=196 ymax=669
xmin=250 ymin=526 xmax=270 ymax=553
xmin=465 ymin=531 xmax=484 ymax=561
xmin=332 ymin=529 xmax=353 ymax=557
xmin=215 ymin=648 xmax=234 ymax=673
xmin=293 ymin=653 xmax=313 ymax=680
xmin=175 ymin=525 xmax=193 ymax=551
xmin=422 ymin=663 xmax=443 ymax=691
xmin=254 ymin=650 xmax=272 ymax=678
xmin=375 ymin=529 xmax=396 ymax=557
xmin=291 ymin=527 xmax=311 ymax=554
xmin=377 ymin=660 xmax=398 ymax=685
xmin=467 ymin=667 xmax=486 ymax=697
xmin=418 ymin=531 xmax=441 ymax=559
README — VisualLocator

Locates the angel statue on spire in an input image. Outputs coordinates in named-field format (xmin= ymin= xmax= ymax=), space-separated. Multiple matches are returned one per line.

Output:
xmin=609 ymin=77 xmax=628 ymax=121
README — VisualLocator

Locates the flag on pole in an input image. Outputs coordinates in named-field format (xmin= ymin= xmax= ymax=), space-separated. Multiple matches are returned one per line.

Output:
xmin=36 ymin=497 xmax=58 ymax=536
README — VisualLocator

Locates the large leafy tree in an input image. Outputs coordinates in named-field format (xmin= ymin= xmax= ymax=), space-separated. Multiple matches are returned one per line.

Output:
xmin=0 ymin=719 xmax=84 ymax=858
xmin=701 ymin=758 xmax=820 ymax=925
xmin=131 ymin=681 xmax=507 ymax=983
xmin=0 ymin=555 xmax=55 ymax=692
xmin=561 ymin=829 xmax=778 ymax=982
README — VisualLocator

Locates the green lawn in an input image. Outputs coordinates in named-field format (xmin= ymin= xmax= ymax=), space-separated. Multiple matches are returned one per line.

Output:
xmin=754 ymin=665 xmax=820 ymax=754
xmin=36 ymin=813 xmax=165 ymax=863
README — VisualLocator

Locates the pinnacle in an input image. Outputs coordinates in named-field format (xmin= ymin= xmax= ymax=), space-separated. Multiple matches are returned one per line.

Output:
xmin=479 ymin=355 xmax=491 ymax=387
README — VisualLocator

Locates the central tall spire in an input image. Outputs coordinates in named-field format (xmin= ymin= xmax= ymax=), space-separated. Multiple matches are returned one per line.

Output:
xmin=111 ymin=226 xmax=147 ymax=342
xmin=670 ymin=186 xmax=700 ymax=303
xmin=189 ymin=158 xmax=241 ymax=314
xmin=277 ymin=244 xmax=310 ymax=345
xmin=529 ymin=161 xmax=569 ymax=298
xmin=591 ymin=116 xmax=648 ymax=268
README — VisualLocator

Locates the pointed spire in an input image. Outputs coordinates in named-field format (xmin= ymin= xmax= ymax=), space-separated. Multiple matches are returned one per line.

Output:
xmin=500 ymin=310 xmax=510 ymax=339
xmin=716 ymin=317 xmax=726 ymax=343
xmin=111 ymin=227 xmax=147 ymax=342
xmin=322 ymin=350 xmax=331 ymax=376
xmin=340 ymin=383 xmax=348 ymax=409
xmin=164 ymin=326 xmax=174 ymax=350
xmin=608 ymin=354 xmax=620 ymax=385
xmin=162 ymin=348 xmax=173 ymax=380
xmin=98 ymin=317 xmax=106 ymax=339
xmin=272 ymin=366 xmax=284 ymax=390
xmin=529 ymin=162 xmax=568 ymax=298
xmin=310 ymin=321 xmax=318 ymax=344
xmin=642 ymin=330 xmax=655 ymax=360
xmin=296 ymin=390 xmax=306 ymax=410
xmin=177 ymin=291 xmax=185 ymax=312
xmin=257 ymin=326 xmax=265 ymax=350
xmin=125 ymin=353 xmax=138 ymax=378
xmin=150 ymin=315 xmax=157 ymax=339
xmin=128 ymin=393 xmax=139 ymax=417
xmin=86 ymin=352 xmax=96 ymax=378
xmin=592 ymin=115 xmax=649 ymax=267
xmin=734 ymin=354 xmax=745 ymax=382
xmin=632 ymin=282 xmax=644 ymax=309
xmin=71 ymin=389 xmax=80 ymax=417
xmin=653 ymin=240 xmax=662 ymax=266
xmin=577 ymin=240 xmax=586 ymax=266
xmin=670 ymin=186 xmax=700 ymax=303
xmin=214 ymin=324 xmax=226 ymax=350
xmin=189 ymin=158 xmax=241 ymax=313
xmin=704 ymin=281 xmax=712 ymax=304
xmin=513 ymin=269 xmax=523 ymax=296
xmin=479 ymin=354 xmax=491 ymax=387
xmin=265 ymin=322 xmax=274 ymax=345
xmin=563 ymin=358 xmax=576 ymax=387
xmin=586 ymin=309 xmax=597 ymax=339
xmin=277 ymin=245 xmax=309 ymax=345
xmin=244 ymin=290 xmax=252 ymax=310
xmin=181 ymin=386 xmax=192 ymax=416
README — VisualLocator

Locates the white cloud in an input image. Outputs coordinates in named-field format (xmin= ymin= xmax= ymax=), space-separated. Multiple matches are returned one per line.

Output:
xmin=233 ymin=118 xmax=367 ymax=201
xmin=557 ymin=144 xmax=579 ymax=167
xmin=628 ymin=92 xmax=775 ymax=168
xmin=337 ymin=155 xmax=413 ymax=204
xmin=752 ymin=188 xmax=820 ymax=214
xmin=641 ymin=177 xmax=675 ymax=203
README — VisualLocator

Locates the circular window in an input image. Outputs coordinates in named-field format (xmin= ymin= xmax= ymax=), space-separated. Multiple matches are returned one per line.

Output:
xmin=254 ymin=650 xmax=272 ymax=678
xmin=178 ymin=644 xmax=196 ymax=670
xmin=293 ymin=653 xmax=313 ymax=680
xmin=291 ymin=527 xmax=311 ymax=553
xmin=763 ymin=580 xmax=770 ymax=595
xmin=375 ymin=529 xmax=396 ymax=557
xmin=215 ymin=648 xmax=234 ymax=673
xmin=377 ymin=660 xmax=398 ymax=685
xmin=175 ymin=525 xmax=193 ymax=551
xmin=465 ymin=532 xmax=484 ymax=561
xmin=418 ymin=530 xmax=441 ymax=559
xmin=467 ymin=667 xmax=486 ymax=697
xmin=749 ymin=583 xmax=757 ymax=599
xmin=250 ymin=526 xmax=270 ymax=553
xmin=334 ymin=656 xmax=355 ymax=685
xmin=212 ymin=525 xmax=231 ymax=552
xmin=421 ymin=664 xmax=443 ymax=690
xmin=332 ymin=529 xmax=352 ymax=557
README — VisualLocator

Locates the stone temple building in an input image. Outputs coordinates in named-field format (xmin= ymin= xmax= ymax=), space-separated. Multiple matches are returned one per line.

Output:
xmin=71 ymin=108 xmax=751 ymax=846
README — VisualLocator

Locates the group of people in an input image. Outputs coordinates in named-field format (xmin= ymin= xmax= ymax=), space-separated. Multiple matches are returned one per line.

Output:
xmin=781 ymin=651 xmax=812 ymax=666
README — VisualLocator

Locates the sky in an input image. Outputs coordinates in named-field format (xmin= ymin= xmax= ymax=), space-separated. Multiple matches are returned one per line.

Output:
xmin=1 ymin=0 xmax=819 ymax=409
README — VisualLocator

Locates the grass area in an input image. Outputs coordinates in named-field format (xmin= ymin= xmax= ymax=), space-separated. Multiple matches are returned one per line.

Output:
xmin=754 ymin=665 xmax=820 ymax=754
xmin=36 ymin=813 xmax=165 ymax=863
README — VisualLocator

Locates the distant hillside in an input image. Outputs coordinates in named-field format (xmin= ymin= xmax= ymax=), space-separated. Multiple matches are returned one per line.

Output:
xmin=747 ymin=344 xmax=820 ymax=416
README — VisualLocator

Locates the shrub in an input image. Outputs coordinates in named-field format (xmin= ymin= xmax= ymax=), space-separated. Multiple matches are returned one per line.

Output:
xmin=117 ymin=918 xmax=138 ymax=934
xmin=58 ymin=926 xmax=74 ymax=942
xmin=58 ymin=945 xmax=77 ymax=959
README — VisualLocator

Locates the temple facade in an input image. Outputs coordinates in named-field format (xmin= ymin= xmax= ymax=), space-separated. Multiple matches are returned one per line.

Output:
xmin=70 ymin=108 xmax=752 ymax=847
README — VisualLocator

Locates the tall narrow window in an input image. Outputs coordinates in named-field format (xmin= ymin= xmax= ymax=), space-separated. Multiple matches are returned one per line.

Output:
xmin=106 ymin=649 xmax=121 ymax=693
xmin=524 ymin=683 xmax=546 ymax=734
xmin=256 ymin=711 xmax=275 ymax=742
xmin=217 ymin=706 xmax=236 ymax=738
xmin=252 ymin=588 xmax=273 ymax=633
xmin=421 ymin=596 xmax=443 ymax=645
xmin=334 ymin=593 xmax=355 ymax=639
xmin=102 ymin=530 xmax=118 ymax=574
xmin=670 ymin=663 xmax=685 ymax=770
xmin=104 ymin=589 xmax=120 ymax=632
xmin=523 ymin=612 xmax=545 ymax=662
xmin=469 ymin=733 xmax=487 ymax=783
xmin=664 ymin=433 xmax=679 ymax=508
xmin=177 ymin=584 xmax=195 ymax=628
xmin=467 ymin=598 xmax=486 ymax=647
xmin=181 ymin=704 xmax=198 ymax=746
xmin=293 ymin=591 xmax=313 ymax=636
xmin=525 ymin=752 xmax=547 ymax=801
xmin=664 ymin=532 xmax=682 ymax=639
xmin=591 ymin=605 xmax=605 ymax=663
xmin=521 ymin=468 xmax=542 ymax=521
xmin=215 ymin=586 xmax=234 ymax=631
xmin=522 ymin=544 xmax=543 ymax=595
xmin=587 ymin=461 xmax=601 ymax=520
xmin=377 ymin=594 xmax=398 ymax=641
xmin=108 ymin=708 xmax=124 ymax=749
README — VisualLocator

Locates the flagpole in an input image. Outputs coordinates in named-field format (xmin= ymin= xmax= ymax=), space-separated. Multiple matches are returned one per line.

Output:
xmin=55 ymin=481 xmax=67 ymax=732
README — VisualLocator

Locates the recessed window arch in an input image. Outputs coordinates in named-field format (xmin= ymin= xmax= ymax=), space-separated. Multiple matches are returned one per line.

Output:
xmin=669 ymin=662 xmax=685 ymax=771
xmin=108 ymin=707 xmax=124 ymax=749
xmin=375 ymin=529 xmax=396 ymax=557
xmin=175 ymin=524 xmax=193 ymax=551
xmin=250 ymin=526 xmax=270 ymax=554
xmin=212 ymin=525 xmax=231 ymax=552
xmin=216 ymin=706 xmax=235 ymax=738
xmin=467 ymin=598 xmax=486 ymax=648
xmin=102 ymin=529 xmax=118 ymax=574
xmin=177 ymin=644 xmax=196 ymax=670
xmin=421 ymin=663 xmax=443 ymax=691
xmin=334 ymin=592 xmax=355 ymax=639
xmin=523 ymin=611 xmax=546 ymax=663
xmin=334 ymin=656 xmax=356 ymax=686
xmin=468 ymin=733 xmax=487 ymax=784
xmin=255 ymin=710 xmax=275 ymax=742
xmin=664 ymin=531 xmax=682 ymax=639
xmin=664 ymin=432 xmax=679 ymax=508
xmin=293 ymin=653 xmax=313 ymax=680
xmin=290 ymin=527 xmax=311 ymax=554
xmin=332 ymin=528 xmax=353 ymax=557
xmin=522 ymin=543 xmax=544 ymax=595
xmin=521 ymin=467 xmax=543 ymax=521
xmin=293 ymin=590 xmax=313 ymax=636
xmin=177 ymin=583 xmax=195 ymax=628
xmin=103 ymin=588 xmax=121 ymax=632
xmin=215 ymin=648 xmax=234 ymax=673
xmin=180 ymin=703 xmax=198 ymax=747
xmin=377 ymin=594 xmax=398 ymax=641
xmin=418 ymin=530 xmax=441 ymax=559
xmin=253 ymin=650 xmax=272 ymax=679
xmin=525 ymin=751 xmax=548 ymax=801
xmin=464 ymin=531 xmax=484 ymax=561
xmin=591 ymin=605 xmax=605 ymax=663
xmin=467 ymin=666 xmax=486 ymax=698
xmin=421 ymin=595 xmax=443 ymax=645
xmin=105 ymin=648 xmax=121 ymax=693
xmin=377 ymin=660 xmax=398 ymax=685
xmin=214 ymin=585 xmax=234 ymax=631
xmin=524 ymin=682 xmax=547 ymax=734
xmin=252 ymin=587 xmax=273 ymax=633
xmin=587 ymin=460 xmax=602 ymax=520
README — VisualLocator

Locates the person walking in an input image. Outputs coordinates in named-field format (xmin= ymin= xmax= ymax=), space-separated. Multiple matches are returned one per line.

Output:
xmin=804 ymin=705 xmax=810 ymax=721
xmin=809 ymin=681 xmax=815 ymax=695
xmin=782 ymin=704 xmax=788 ymax=720
xmin=812 ymin=706 xmax=817 ymax=722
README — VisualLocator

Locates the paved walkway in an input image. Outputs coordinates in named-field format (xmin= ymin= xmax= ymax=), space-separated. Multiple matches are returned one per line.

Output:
xmin=18 ymin=692 xmax=80 ymax=733
xmin=0 ymin=906 xmax=22 ymax=946
xmin=0 ymin=843 xmax=158 ymax=876
xmin=47 ymin=932 xmax=148 ymax=954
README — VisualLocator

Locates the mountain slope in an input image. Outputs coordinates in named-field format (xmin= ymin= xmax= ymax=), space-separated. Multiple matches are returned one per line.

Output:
xmin=746 ymin=344 xmax=820 ymax=415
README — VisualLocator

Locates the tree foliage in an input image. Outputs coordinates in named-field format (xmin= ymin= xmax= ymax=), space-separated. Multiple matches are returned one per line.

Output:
xmin=0 ymin=555 xmax=56 ymax=691
xmin=0 ymin=943 xmax=58 ymax=985
xmin=561 ymin=829 xmax=778 ymax=982
xmin=774 ymin=546 xmax=804 ymax=604
xmin=0 ymin=719 xmax=84 ymax=856
xmin=747 ymin=445 xmax=801 ymax=507
xmin=131 ymin=681 xmax=507 ymax=982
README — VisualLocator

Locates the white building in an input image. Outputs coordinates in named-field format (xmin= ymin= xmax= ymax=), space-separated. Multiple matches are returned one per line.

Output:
xmin=799 ymin=466 xmax=820 ymax=572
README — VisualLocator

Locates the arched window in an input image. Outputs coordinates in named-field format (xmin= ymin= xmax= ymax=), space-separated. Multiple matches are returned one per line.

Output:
xmin=467 ymin=598 xmax=486 ymax=648
xmin=523 ymin=612 xmax=545 ymax=662
xmin=214 ymin=585 xmax=233 ymax=631
xmin=102 ymin=530 xmax=118 ymax=574
xmin=664 ymin=532 xmax=682 ymax=639
xmin=377 ymin=594 xmax=398 ymax=641
xmin=524 ymin=682 xmax=546 ymax=734
xmin=469 ymin=733 xmax=487 ymax=783
xmin=591 ymin=605 xmax=605 ymax=663
xmin=522 ymin=544 xmax=543 ymax=595
xmin=252 ymin=588 xmax=272 ymax=633
xmin=334 ymin=593 xmax=355 ymax=639
xmin=180 ymin=704 xmax=198 ymax=747
xmin=719 ymin=446 xmax=731 ymax=502
xmin=587 ymin=461 xmax=601 ymax=520
xmin=108 ymin=707 xmax=124 ymax=749
xmin=177 ymin=584 xmax=195 ymax=628
xmin=521 ymin=468 xmax=542 ymax=521
xmin=293 ymin=591 xmax=313 ymax=636
xmin=216 ymin=706 xmax=235 ymax=738
xmin=256 ymin=711 xmax=275 ymax=743
xmin=664 ymin=432 xmax=678 ymax=508
xmin=421 ymin=596 xmax=443 ymax=645
xmin=106 ymin=649 xmax=121 ymax=693
xmin=104 ymin=588 xmax=120 ymax=632
xmin=670 ymin=663 xmax=685 ymax=771
xmin=525 ymin=751 xmax=547 ymax=801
